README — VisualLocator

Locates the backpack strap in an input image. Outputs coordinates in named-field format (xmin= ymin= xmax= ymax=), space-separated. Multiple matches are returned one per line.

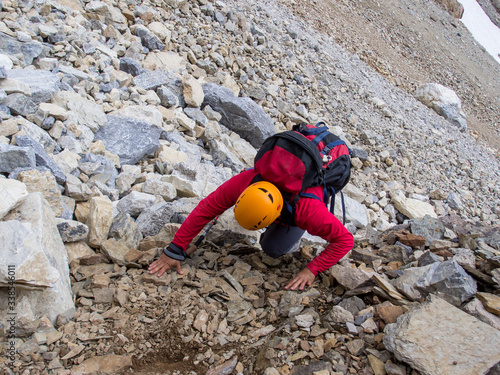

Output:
xmin=321 ymin=139 xmax=347 ymax=155
xmin=298 ymin=192 xmax=323 ymax=202
xmin=299 ymin=186 xmax=347 ymax=226
xmin=296 ymin=122 xmax=331 ymax=146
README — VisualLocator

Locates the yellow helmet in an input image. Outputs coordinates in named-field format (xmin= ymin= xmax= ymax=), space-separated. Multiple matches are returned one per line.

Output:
xmin=234 ymin=181 xmax=283 ymax=230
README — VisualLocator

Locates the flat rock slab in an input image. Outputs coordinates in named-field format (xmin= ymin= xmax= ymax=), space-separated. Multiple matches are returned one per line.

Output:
xmin=94 ymin=116 xmax=161 ymax=165
xmin=384 ymin=295 xmax=500 ymax=375
xmin=70 ymin=354 xmax=132 ymax=374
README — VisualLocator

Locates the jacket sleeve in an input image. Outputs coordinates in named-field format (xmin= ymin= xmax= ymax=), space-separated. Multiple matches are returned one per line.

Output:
xmin=294 ymin=186 xmax=354 ymax=275
xmin=171 ymin=169 xmax=257 ymax=250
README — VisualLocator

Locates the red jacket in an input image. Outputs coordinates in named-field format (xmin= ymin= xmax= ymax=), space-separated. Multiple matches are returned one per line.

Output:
xmin=171 ymin=169 xmax=354 ymax=275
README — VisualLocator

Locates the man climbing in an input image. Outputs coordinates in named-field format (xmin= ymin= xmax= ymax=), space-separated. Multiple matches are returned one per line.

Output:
xmin=148 ymin=168 xmax=354 ymax=291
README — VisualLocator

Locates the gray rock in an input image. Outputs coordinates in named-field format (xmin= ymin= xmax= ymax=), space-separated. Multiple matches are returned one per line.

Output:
xmin=19 ymin=120 xmax=59 ymax=154
xmin=463 ymin=298 xmax=500 ymax=331
xmin=161 ymin=131 xmax=202 ymax=163
xmin=94 ymin=116 xmax=161 ymax=165
xmin=351 ymin=147 xmax=369 ymax=160
xmin=391 ymin=264 xmax=432 ymax=301
xmin=246 ymin=86 xmax=266 ymax=100
xmin=279 ymin=291 xmax=304 ymax=317
xmin=334 ymin=194 xmax=369 ymax=228
xmin=338 ymin=296 xmax=366 ymax=317
xmin=135 ymin=201 xmax=175 ymax=237
xmin=108 ymin=212 xmax=143 ymax=249
xmin=119 ymin=57 xmax=143 ymax=76
xmin=202 ymin=83 xmax=275 ymax=148
xmin=290 ymin=361 xmax=333 ymax=375
xmin=384 ymin=295 xmax=500 ymax=375
xmin=78 ymin=153 xmax=118 ymax=188
xmin=58 ymin=65 xmax=91 ymax=82
xmin=116 ymin=190 xmax=159 ymax=218
xmin=168 ymin=199 xmax=203 ymax=224
xmin=416 ymin=259 xmax=477 ymax=306
xmin=6 ymin=69 xmax=60 ymax=104
xmin=197 ymin=59 xmax=218 ymax=75
xmin=157 ymin=85 xmax=179 ymax=107
xmin=447 ymin=192 xmax=463 ymax=210
xmin=14 ymin=135 xmax=66 ymax=184
xmin=226 ymin=300 xmax=252 ymax=322
xmin=0 ymin=143 xmax=36 ymax=173
xmin=2 ymin=93 xmax=37 ymax=116
xmin=58 ymin=134 xmax=83 ymax=154
xmin=417 ymin=250 xmax=443 ymax=266
xmin=56 ymin=219 xmax=89 ymax=242
xmin=324 ymin=305 xmax=355 ymax=328
xmin=207 ymin=138 xmax=244 ymax=172
xmin=330 ymin=263 xmax=374 ymax=290
xmin=415 ymin=83 xmax=467 ymax=132
xmin=134 ymin=70 xmax=178 ymax=92
xmin=0 ymin=33 xmax=43 ymax=64
xmin=487 ymin=362 xmax=500 ymax=375
xmin=135 ymin=26 xmax=165 ymax=51
xmin=410 ymin=215 xmax=445 ymax=246
xmin=184 ymin=107 xmax=208 ymax=127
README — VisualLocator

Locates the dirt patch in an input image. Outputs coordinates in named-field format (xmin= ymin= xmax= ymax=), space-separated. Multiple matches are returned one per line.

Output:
xmin=280 ymin=0 xmax=500 ymax=152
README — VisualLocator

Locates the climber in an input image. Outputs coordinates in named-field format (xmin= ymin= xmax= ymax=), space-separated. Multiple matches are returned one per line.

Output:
xmin=148 ymin=169 xmax=354 ymax=291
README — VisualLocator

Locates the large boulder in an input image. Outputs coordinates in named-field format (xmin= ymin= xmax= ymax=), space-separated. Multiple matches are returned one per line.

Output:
xmin=415 ymin=83 xmax=467 ymax=132
xmin=202 ymin=83 xmax=275 ymax=148
xmin=384 ymin=295 xmax=500 ymax=375
xmin=94 ymin=116 xmax=162 ymax=165
xmin=415 ymin=259 xmax=477 ymax=306
xmin=0 ymin=193 xmax=75 ymax=333
xmin=6 ymin=68 xmax=60 ymax=104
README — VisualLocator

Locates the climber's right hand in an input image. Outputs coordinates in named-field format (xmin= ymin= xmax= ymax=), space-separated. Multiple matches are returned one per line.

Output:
xmin=148 ymin=253 xmax=183 ymax=277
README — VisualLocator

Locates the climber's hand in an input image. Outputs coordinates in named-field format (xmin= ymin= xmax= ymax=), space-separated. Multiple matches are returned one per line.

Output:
xmin=285 ymin=267 xmax=315 ymax=291
xmin=148 ymin=253 xmax=182 ymax=277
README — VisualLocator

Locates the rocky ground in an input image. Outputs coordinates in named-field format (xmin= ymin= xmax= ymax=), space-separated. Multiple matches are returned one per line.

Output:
xmin=288 ymin=0 xmax=500 ymax=152
xmin=0 ymin=0 xmax=500 ymax=374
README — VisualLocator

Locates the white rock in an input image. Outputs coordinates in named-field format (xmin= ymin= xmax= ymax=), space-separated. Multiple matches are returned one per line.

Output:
xmin=51 ymin=149 xmax=81 ymax=175
xmin=0 ymin=193 xmax=75 ymax=327
xmin=183 ymin=75 xmax=204 ymax=108
xmin=87 ymin=196 xmax=114 ymax=247
xmin=53 ymin=91 xmax=107 ymax=133
xmin=116 ymin=191 xmax=160 ymax=217
xmin=415 ymin=83 xmax=467 ymax=131
xmin=155 ymin=145 xmax=188 ymax=164
xmin=148 ymin=22 xmax=172 ymax=42
xmin=0 ymin=54 xmax=13 ymax=70
xmin=142 ymin=179 xmax=177 ymax=201
xmin=0 ymin=178 xmax=28 ymax=219
xmin=391 ymin=190 xmax=437 ymax=219
xmin=334 ymin=194 xmax=369 ymax=228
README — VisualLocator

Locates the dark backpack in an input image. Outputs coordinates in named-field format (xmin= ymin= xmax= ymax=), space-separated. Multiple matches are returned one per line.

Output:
xmin=254 ymin=122 xmax=351 ymax=224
